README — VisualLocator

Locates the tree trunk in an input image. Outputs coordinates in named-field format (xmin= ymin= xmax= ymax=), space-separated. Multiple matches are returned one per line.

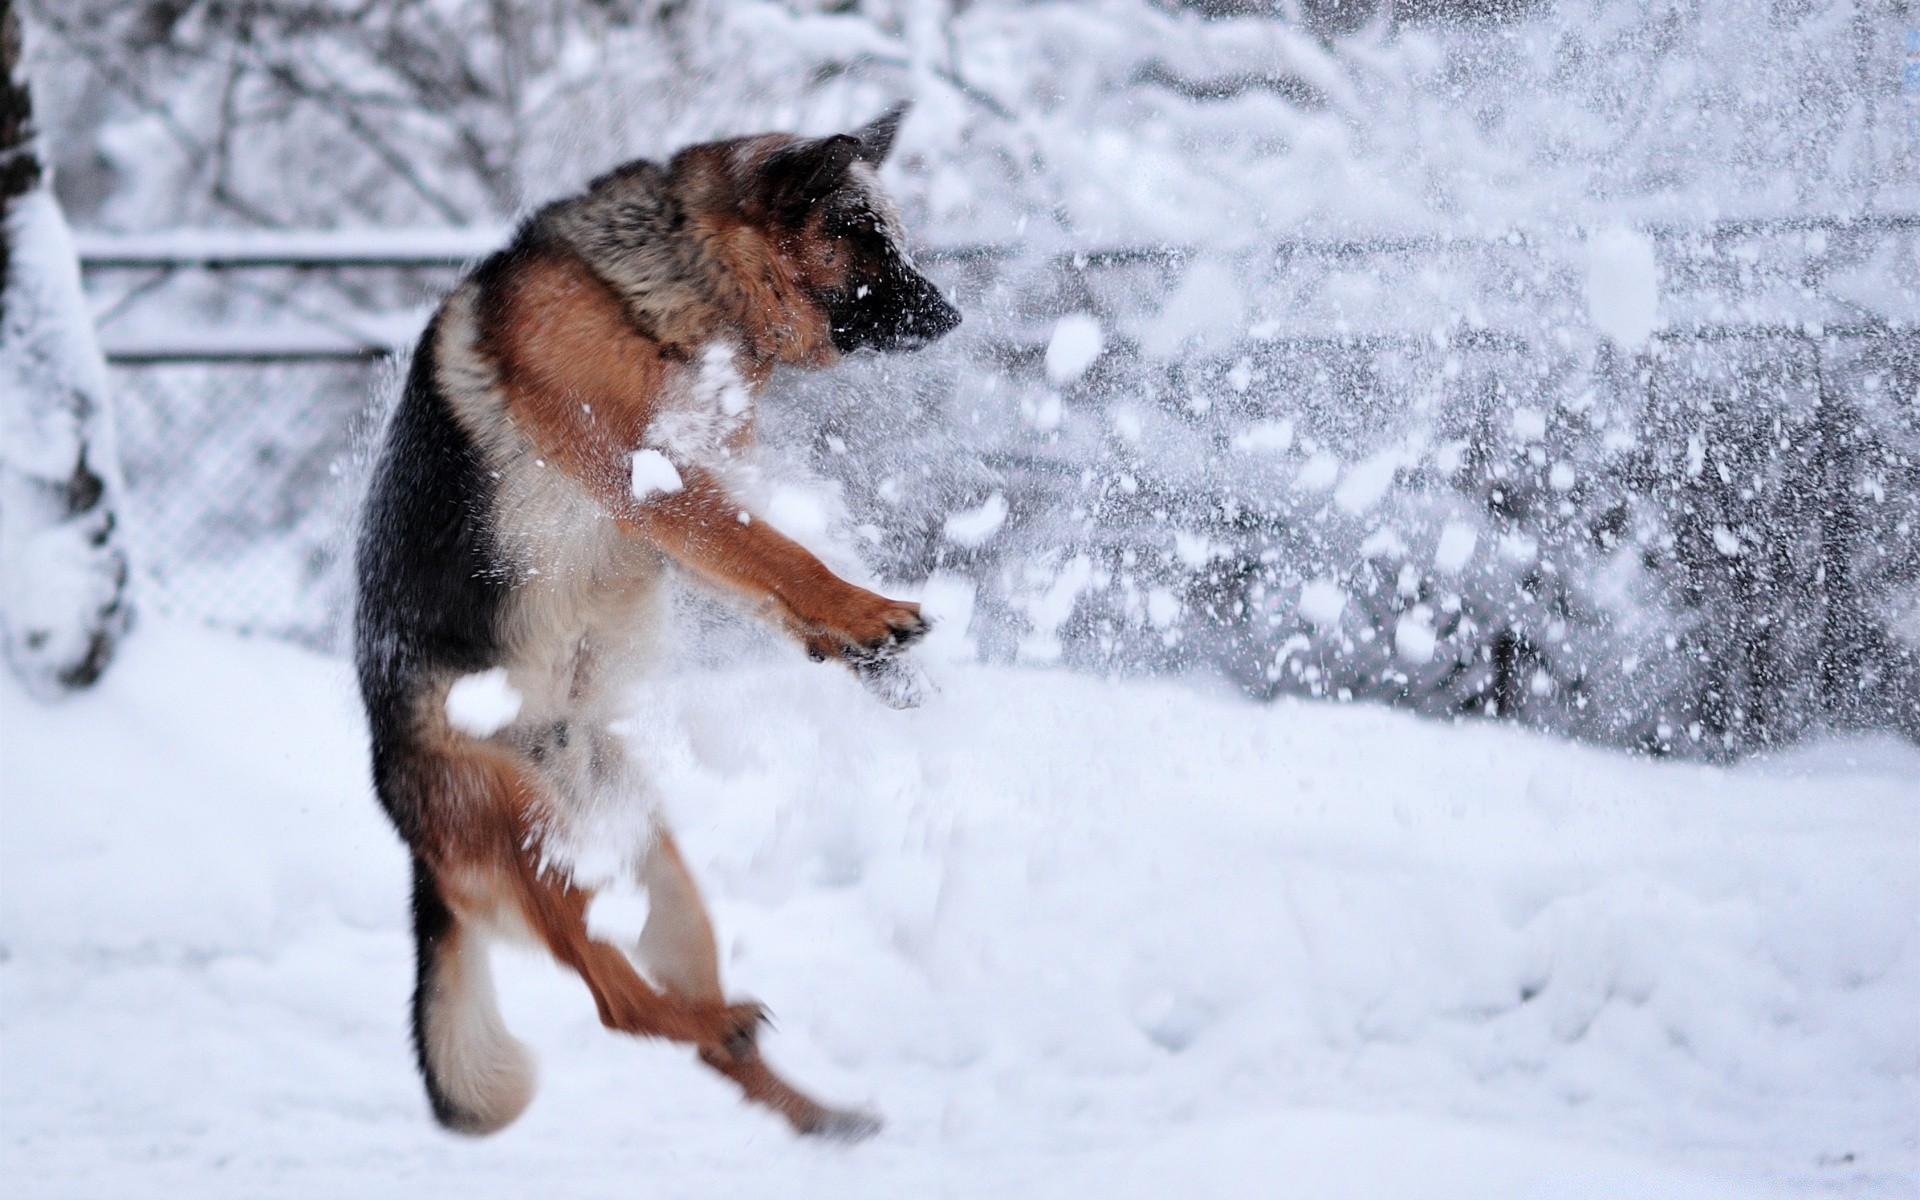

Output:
xmin=0 ymin=0 xmax=130 ymax=696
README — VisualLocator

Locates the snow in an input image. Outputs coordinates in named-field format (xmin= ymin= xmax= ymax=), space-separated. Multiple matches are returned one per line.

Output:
xmin=630 ymin=449 xmax=684 ymax=500
xmin=765 ymin=484 xmax=833 ymax=547
xmin=1044 ymin=313 xmax=1103 ymax=386
xmin=1016 ymin=553 xmax=1093 ymax=662
xmin=1295 ymin=452 xmax=1341 ymax=492
xmin=1394 ymin=609 xmax=1438 ymax=666
xmin=4 ymin=618 xmax=1916 ymax=1196
xmin=1433 ymin=522 xmax=1478 ymax=575
xmin=0 ymin=186 xmax=131 ymax=694
xmin=1137 ymin=261 xmax=1244 ymax=359
xmin=1232 ymin=419 xmax=1295 ymax=455
xmin=1584 ymin=227 xmax=1661 ymax=349
xmin=20 ymin=1 xmax=1920 ymax=1183
xmin=913 ymin=573 xmax=978 ymax=662
xmin=1297 ymin=578 xmax=1347 ymax=627
xmin=72 ymin=226 xmax=508 ymax=267
xmin=584 ymin=880 xmax=653 ymax=946
xmin=1333 ymin=449 xmax=1405 ymax=516
xmin=942 ymin=492 xmax=1009 ymax=548
xmin=444 ymin=668 xmax=523 ymax=738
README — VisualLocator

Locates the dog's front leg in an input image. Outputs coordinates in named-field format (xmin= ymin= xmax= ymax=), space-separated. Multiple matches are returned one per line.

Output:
xmin=624 ymin=465 xmax=930 ymax=674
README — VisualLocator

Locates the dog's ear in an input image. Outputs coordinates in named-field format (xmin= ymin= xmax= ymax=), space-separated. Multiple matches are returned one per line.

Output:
xmin=853 ymin=103 xmax=909 ymax=164
xmin=759 ymin=134 xmax=860 ymax=222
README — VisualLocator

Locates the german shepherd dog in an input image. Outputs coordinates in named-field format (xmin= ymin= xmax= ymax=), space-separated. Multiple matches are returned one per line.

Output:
xmin=354 ymin=107 xmax=958 ymax=1141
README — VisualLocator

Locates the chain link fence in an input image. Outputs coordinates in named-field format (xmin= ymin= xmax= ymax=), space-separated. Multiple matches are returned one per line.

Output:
xmin=112 ymin=357 xmax=387 ymax=650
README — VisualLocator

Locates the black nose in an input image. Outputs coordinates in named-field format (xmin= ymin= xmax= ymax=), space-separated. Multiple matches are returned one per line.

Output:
xmin=913 ymin=291 xmax=962 ymax=341
xmin=898 ymin=278 xmax=960 ymax=346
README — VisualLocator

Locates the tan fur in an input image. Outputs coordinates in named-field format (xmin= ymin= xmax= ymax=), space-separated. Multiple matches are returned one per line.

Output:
xmin=416 ymin=921 xmax=537 ymax=1135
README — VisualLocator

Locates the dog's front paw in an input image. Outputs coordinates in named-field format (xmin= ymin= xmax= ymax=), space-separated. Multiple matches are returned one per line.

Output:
xmin=803 ymin=594 xmax=929 ymax=665
xmin=855 ymin=654 xmax=929 ymax=709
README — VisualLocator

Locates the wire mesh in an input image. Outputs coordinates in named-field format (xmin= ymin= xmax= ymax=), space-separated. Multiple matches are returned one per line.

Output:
xmin=111 ymin=359 xmax=387 ymax=651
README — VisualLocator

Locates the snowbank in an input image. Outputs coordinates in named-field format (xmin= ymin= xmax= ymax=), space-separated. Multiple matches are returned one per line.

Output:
xmin=2 ymin=619 xmax=1915 ymax=1197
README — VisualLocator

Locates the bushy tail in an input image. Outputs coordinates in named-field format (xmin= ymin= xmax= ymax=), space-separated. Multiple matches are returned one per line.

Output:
xmin=410 ymin=857 xmax=536 ymax=1135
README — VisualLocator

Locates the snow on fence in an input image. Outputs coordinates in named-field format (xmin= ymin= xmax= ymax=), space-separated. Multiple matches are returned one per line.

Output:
xmin=79 ymin=216 xmax=1920 ymax=754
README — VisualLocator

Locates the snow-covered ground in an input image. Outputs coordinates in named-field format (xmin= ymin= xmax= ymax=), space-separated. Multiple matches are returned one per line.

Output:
xmin=3 ymin=617 xmax=1916 ymax=1198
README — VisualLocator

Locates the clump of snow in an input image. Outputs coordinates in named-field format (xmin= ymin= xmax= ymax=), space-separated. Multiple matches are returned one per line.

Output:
xmin=1294 ymin=453 xmax=1341 ymax=492
xmin=1432 ymin=523 xmax=1478 ymax=575
xmin=943 ymin=493 xmax=1009 ymax=548
xmin=629 ymin=449 xmax=684 ymax=500
xmin=1333 ymin=449 xmax=1404 ymax=515
xmin=1585 ymin=227 xmax=1661 ymax=348
xmin=445 ymin=667 xmax=522 ymax=738
xmin=1395 ymin=608 xmax=1438 ymax=665
xmin=764 ymin=484 xmax=831 ymax=546
xmin=643 ymin=343 xmax=752 ymax=471
xmin=1145 ymin=586 xmax=1181 ymax=630
xmin=1018 ymin=553 xmax=1092 ymax=662
xmin=1298 ymin=578 xmax=1347 ymax=627
xmin=1137 ymin=261 xmax=1243 ymax=358
xmin=1044 ymin=314 xmax=1104 ymax=386
xmin=1231 ymin=419 xmax=1294 ymax=454
xmin=914 ymin=573 xmax=978 ymax=663
xmin=1172 ymin=532 xmax=1217 ymax=569
xmin=1498 ymin=533 xmax=1539 ymax=566
xmin=1359 ymin=527 xmax=1407 ymax=560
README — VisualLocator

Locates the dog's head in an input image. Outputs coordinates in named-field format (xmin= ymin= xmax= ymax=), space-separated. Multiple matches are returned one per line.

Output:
xmin=673 ymin=107 xmax=961 ymax=359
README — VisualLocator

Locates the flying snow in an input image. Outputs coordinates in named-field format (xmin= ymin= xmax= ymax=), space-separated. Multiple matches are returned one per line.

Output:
xmin=1395 ymin=608 xmax=1439 ymax=664
xmin=1585 ymin=226 xmax=1661 ymax=348
xmin=1044 ymin=313 xmax=1104 ymax=386
xmin=1334 ymin=450 xmax=1405 ymax=515
xmin=1298 ymin=578 xmax=1347 ymax=627
xmin=764 ymin=484 xmax=832 ymax=546
xmin=1295 ymin=452 xmax=1341 ymax=492
xmin=1433 ymin=522 xmax=1478 ymax=574
xmin=445 ymin=668 xmax=522 ymax=738
xmin=944 ymin=492 xmax=1009 ymax=547
xmin=1232 ymin=418 xmax=1295 ymax=454
xmin=630 ymin=449 xmax=684 ymax=499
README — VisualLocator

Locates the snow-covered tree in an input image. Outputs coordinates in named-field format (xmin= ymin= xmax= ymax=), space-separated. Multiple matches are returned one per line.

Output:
xmin=0 ymin=0 xmax=130 ymax=695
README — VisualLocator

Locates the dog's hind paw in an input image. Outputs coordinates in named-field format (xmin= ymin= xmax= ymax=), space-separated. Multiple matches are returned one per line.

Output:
xmin=802 ymin=1106 xmax=883 ymax=1143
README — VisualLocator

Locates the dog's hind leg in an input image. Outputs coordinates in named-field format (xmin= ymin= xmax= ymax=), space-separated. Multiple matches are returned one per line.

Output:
xmin=636 ymin=832 xmax=883 ymax=1142
xmin=403 ymin=739 xmax=764 ymax=1122
xmin=409 ymin=854 xmax=537 ymax=1135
